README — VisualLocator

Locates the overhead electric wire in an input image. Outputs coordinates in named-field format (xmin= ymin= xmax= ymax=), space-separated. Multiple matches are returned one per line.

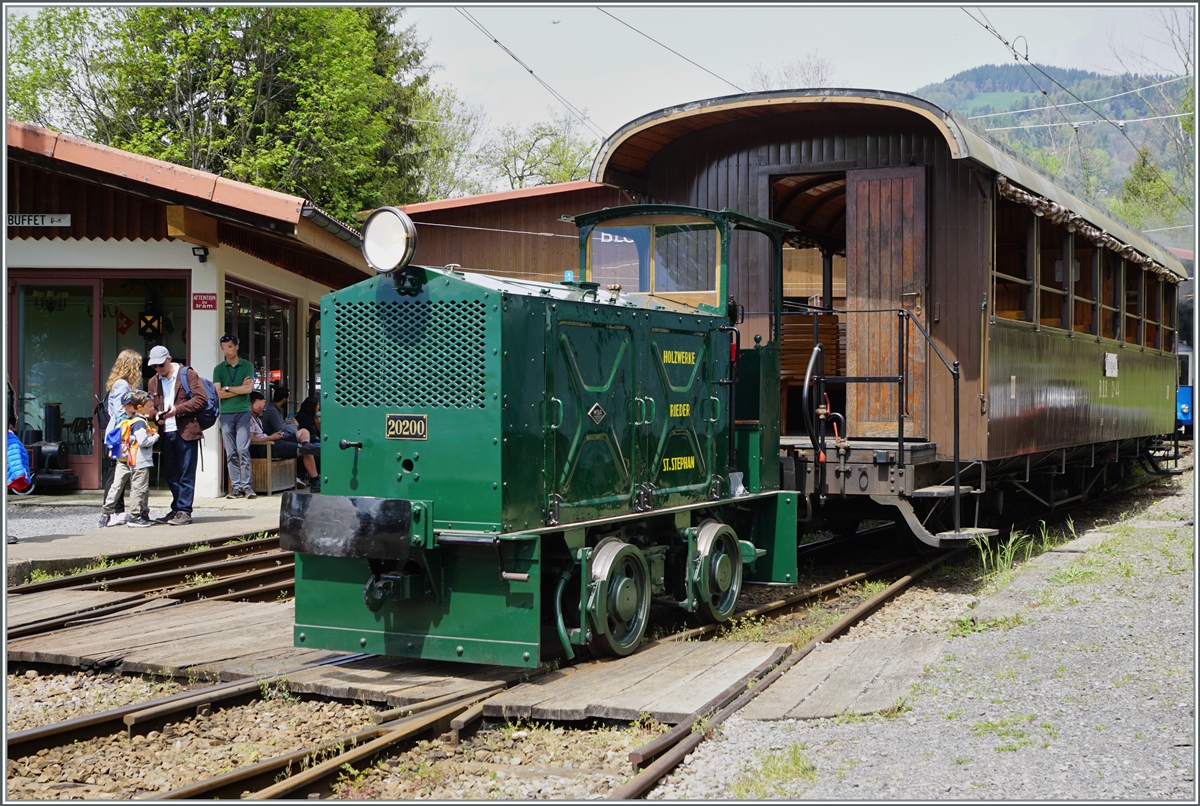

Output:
xmin=968 ymin=74 xmax=1192 ymax=120
xmin=455 ymin=8 xmax=607 ymax=140
xmin=986 ymin=113 xmax=1193 ymax=132
xmin=595 ymin=8 xmax=745 ymax=93
xmin=413 ymin=220 xmax=575 ymax=238
xmin=962 ymin=7 xmax=1193 ymax=215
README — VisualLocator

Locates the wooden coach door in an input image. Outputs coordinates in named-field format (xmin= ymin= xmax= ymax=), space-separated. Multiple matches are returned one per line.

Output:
xmin=845 ymin=166 xmax=928 ymax=439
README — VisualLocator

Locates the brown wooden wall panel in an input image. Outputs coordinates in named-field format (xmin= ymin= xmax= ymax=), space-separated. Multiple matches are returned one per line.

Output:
xmin=634 ymin=106 xmax=990 ymax=459
xmin=6 ymin=161 xmax=169 ymax=242
xmin=406 ymin=186 xmax=634 ymax=283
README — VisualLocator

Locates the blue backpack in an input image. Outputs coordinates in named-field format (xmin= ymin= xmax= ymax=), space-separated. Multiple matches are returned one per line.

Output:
xmin=178 ymin=366 xmax=220 ymax=430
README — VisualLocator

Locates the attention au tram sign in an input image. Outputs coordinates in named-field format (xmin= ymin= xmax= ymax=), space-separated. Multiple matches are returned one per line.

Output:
xmin=8 ymin=213 xmax=71 ymax=227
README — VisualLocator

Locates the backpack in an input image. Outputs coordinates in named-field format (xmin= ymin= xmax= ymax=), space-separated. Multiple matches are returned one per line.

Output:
xmin=178 ymin=366 xmax=220 ymax=430
xmin=125 ymin=416 xmax=155 ymax=467
xmin=105 ymin=421 xmax=124 ymax=460
xmin=94 ymin=393 xmax=110 ymax=436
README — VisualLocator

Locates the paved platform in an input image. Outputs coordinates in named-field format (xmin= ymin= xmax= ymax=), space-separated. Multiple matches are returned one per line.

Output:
xmin=5 ymin=489 xmax=284 ymax=587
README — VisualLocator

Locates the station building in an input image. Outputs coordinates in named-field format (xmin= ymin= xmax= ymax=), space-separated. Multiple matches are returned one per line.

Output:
xmin=5 ymin=119 xmax=370 ymax=496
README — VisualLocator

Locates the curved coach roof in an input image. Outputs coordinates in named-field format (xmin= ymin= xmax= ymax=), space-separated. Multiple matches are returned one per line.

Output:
xmin=591 ymin=88 xmax=1187 ymax=280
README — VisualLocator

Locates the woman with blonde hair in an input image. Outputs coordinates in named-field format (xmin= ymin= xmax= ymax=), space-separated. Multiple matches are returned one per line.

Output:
xmin=99 ymin=349 xmax=144 ymax=527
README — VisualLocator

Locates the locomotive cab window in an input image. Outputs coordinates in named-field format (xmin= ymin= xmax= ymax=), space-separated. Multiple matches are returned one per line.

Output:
xmin=587 ymin=215 xmax=721 ymax=309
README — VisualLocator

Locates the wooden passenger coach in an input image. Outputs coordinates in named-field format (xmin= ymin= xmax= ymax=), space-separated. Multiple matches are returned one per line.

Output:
xmin=590 ymin=89 xmax=1186 ymax=542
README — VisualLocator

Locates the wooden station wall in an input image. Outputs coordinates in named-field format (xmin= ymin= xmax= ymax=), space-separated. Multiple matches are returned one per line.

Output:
xmin=405 ymin=185 xmax=635 ymax=284
xmin=629 ymin=106 xmax=991 ymax=460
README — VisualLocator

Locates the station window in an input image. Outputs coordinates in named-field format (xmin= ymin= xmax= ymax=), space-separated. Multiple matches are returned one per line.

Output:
xmin=1144 ymin=273 xmax=1161 ymax=349
xmin=1162 ymin=282 xmax=1176 ymax=352
xmin=1072 ymin=233 xmax=1096 ymax=335
xmin=1038 ymin=218 xmax=1068 ymax=329
xmin=992 ymin=199 xmax=1031 ymax=321
xmin=1124 ymin=265 xmax=1142 ymax=345
xmin=1099 ymin=249 xmax=1121 ymax=340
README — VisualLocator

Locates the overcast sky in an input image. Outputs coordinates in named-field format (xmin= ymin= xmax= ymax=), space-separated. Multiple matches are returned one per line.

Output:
xmin=401 ymin=4 xmax=1189 ymax=136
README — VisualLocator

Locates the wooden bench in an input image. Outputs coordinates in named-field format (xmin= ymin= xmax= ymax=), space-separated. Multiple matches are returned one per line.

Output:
xmin=226 ymin=441 xmax=296 ymax=496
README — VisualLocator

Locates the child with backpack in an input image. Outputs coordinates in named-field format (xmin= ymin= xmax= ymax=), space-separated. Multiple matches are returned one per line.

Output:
xmin=99 ymin=390 xmax=160 ymax=528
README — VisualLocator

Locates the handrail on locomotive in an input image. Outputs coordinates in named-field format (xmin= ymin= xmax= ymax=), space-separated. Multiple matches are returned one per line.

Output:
xmin=787 ymin=301 xmax=967 ymax=535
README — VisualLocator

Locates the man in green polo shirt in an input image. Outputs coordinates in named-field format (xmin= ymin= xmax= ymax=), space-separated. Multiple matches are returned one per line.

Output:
xmin=215 ymin=334 xmax=257 ymax=498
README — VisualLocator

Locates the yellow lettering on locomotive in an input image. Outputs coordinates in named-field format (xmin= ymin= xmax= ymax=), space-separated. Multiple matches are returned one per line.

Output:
xmin=662 ymin=350 xmax=696 ymax=365
xmin=669 ymin=403 xmax=691 ymax=418
xmin=660 ymin=455 xmax=696 ymax=472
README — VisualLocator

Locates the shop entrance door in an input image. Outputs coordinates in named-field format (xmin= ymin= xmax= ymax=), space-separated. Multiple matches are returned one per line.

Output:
xmin=10 ymin=281 xmax=101 ymax=488
xmin=224 ymin=283 xmax=295 ymax=397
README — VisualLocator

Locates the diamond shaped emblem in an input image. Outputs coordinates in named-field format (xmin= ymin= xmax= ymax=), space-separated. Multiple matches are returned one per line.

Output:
xmin=588 ymin=403 xmax=606 ymax=425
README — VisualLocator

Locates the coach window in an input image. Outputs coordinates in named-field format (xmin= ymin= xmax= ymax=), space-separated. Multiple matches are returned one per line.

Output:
xmin=993 ymin=199 xmax=1032 ymax=321
xmin=1144 ymin=272 xmax=1161 ymax=350
xmin=1124 ymin=264 xmax=1143 ymax=345
xmin=1099 ymin=249 xmax=1121 ymax=340
xmin=1038 ymin=218 xmax=1068 ymax=329
xmin=1072 ymin=232 xmax=1096 ymax=335
xmin=1162 ymin=281 xmax=1176 ymax=352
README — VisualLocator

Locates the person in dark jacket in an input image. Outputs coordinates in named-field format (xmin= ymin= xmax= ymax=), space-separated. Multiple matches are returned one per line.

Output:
xmin=145 ymin=345 xmax=208 ymax=526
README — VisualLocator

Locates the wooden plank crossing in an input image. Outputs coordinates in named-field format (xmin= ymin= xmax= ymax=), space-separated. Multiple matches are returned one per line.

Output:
xmin=6 ymin=590 xmax=151 ymax=629
xmin=286 ymin=656 xmax=533 ymax=706
xmin=741 ymin=635 xmax=943 ymax=721
xmin=481 ymin=641 xmax=788 ymax=725
xmin=7 ymin=600 xmax=339 ymax=679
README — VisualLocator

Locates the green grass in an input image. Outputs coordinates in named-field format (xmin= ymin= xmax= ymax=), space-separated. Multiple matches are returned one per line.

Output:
xmin=728 ymin=743 xmax=817 ymax=798
xmin=22 ymin=556 xmax=139 ymax=585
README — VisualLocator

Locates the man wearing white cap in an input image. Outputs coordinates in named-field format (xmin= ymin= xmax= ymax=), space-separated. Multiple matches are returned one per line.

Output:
xmin=145 ymin=345 xmax=208 ymax=526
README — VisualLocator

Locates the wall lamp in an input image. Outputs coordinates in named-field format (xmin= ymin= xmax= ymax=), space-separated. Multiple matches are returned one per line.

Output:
xmin=192 ymin=246 xmax=209 ymax=263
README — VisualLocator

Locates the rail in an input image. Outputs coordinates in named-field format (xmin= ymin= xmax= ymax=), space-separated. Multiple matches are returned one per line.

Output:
xmin=786 ymin=304 xmax=965 ymax=534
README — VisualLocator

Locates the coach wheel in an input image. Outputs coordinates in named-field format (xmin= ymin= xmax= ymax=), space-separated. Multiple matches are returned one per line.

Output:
xmin=695 ymin=519 xmax=742 ymax=624
xmin=587 ymin=540 xmax=651 ymax=658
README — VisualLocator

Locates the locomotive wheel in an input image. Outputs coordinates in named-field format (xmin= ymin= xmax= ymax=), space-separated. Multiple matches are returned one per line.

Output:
xmin=695 ymin=520 xmax=743 ymax=624
xmin=586 ymin=540 xmax=651 ymax=658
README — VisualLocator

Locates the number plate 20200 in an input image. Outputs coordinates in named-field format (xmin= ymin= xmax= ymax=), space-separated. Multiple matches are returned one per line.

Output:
xmin=385 ymin=413 xmax=428 ymax=440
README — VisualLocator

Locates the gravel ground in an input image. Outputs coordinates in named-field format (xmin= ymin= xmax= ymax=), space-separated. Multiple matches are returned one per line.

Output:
xmin=648 ymin=464 xmax=1196 ymax=800
xmin=6 ymin=505 xmax=226 ymax=539
xmin=6 ymin=460 xmax=1193 ymax=800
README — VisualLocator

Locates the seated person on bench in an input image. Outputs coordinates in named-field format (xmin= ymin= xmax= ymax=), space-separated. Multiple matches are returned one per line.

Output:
xmin=249 ymin=391 xmax=319 ymax=491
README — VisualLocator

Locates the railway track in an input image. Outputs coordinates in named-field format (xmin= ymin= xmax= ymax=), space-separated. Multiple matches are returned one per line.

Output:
xmin=6 ymin=464 xmax=1186 ymax=799
xmin=7 ymin=535 xmax=292 ymax=640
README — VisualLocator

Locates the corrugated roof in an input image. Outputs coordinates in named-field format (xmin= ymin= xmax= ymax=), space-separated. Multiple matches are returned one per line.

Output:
xmin=591 ymin=89 xmax=1188 ymax=280
xmin=5 ymin=119 xmax=362 ymax=250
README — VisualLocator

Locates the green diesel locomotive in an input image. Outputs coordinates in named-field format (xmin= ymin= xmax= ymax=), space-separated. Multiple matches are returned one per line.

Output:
xmin=280 ymin=204 xmax=800 ymax=668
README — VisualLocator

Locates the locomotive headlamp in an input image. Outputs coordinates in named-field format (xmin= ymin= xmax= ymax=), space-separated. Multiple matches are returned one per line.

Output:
xmin=361 ymin=207 xmax=417 ymax=274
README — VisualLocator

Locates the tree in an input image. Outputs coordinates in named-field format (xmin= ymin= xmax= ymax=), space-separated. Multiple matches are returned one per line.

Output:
xmin=6 ymin=7 xmax=443 ymax=221
xmin=747 ymin=52 xmax=838 ymax=91
xmin=409 ymin=88 xmax=492 ymax=200
xmin=483 ymin=109 xmax=597 ymax=190
xmin=1110 ymin=147 xmax=1186 ymax=230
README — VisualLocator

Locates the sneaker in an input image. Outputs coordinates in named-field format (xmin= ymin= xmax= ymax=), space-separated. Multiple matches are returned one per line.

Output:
xmin=127 ymin=515 xmax=154 ymax=528
xmin=226 ymin=490 xmax=244 ymax=500
xmin=246 ymin=490 xmax=257 ymax=500
xmin=111 ymin=512 xmax=130 ymax=526
xmin=167 ymin=512 xmax=193 ymax=526
xmin=98 ymin=514 xmax=110 ymax=528
xmin=295 ymin=477 xmax=307 ymax=489
xmin=154 ymin=511 xmax=177 ymax=525
xmin=7 ymin=534 xmax=17 ymax=544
